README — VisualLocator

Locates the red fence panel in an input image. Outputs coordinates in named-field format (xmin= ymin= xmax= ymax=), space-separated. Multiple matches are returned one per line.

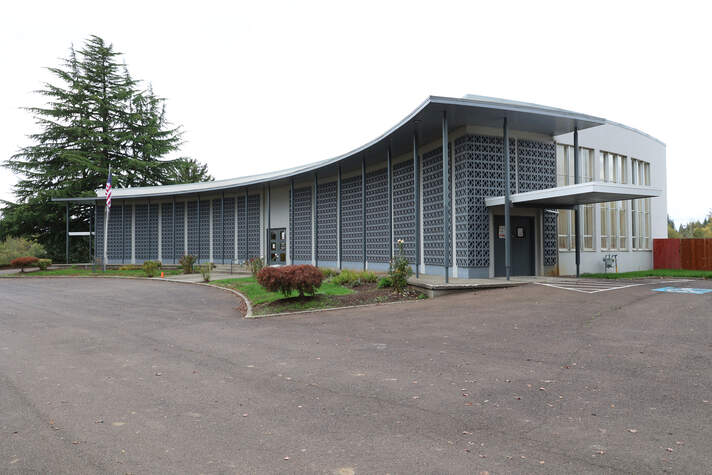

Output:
xmin=681 ymin=238 xmax=712 ymax=271
xmin=653 ymin=239 xmax=681 ymax=269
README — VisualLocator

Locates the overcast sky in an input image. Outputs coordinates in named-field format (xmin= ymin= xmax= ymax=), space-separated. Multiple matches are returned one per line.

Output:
xmin=1 ymin=0 xmax=709 ymax=224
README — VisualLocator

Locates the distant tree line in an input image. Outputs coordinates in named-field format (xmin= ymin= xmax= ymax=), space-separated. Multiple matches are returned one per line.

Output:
xmin=1 ymin=36 xmax=212 ymax=261
xmin=668 ymin=212 xmax=712 ymax=238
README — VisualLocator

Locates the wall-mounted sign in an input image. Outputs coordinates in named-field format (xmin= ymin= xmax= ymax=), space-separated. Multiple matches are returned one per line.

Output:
xmin=515 ymin=226 xmax=525 ymax=238
xmin=498 ymin=225 xmax=505 ymax=239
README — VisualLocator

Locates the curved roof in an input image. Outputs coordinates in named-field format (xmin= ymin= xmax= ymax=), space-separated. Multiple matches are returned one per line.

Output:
xmin=54 ymin=94 xmax=610 ymax=202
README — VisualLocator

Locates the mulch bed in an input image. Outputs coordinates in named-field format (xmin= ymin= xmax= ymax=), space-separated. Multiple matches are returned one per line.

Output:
xmin=255 ymin=282 xmax=423 ymax=314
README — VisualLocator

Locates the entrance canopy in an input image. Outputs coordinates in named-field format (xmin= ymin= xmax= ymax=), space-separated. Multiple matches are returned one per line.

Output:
xmin=485 ymin=182 xmax=662 ymax=209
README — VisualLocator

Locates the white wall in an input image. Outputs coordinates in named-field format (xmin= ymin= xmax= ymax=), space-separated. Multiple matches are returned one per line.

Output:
xmin=555 ymin=122 xmax=666 ymax=274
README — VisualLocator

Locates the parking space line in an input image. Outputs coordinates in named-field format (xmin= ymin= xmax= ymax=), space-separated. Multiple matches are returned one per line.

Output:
xmin=534 ymin=280 xmax=646 ymax=294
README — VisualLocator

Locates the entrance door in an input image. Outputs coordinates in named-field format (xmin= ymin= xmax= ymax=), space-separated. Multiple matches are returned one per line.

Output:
xmin=268 ymin=228 xmax=287 ymax=265
xmin=493 ymin=216 xmax=535 ymax=277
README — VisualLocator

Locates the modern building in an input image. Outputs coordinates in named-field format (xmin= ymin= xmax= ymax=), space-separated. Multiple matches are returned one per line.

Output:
xmin=55 ymin=95 xmax=665 ymax=278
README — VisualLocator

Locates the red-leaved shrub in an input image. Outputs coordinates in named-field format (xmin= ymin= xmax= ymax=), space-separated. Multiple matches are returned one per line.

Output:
xmin=257 ymin=265 xmax=324 ymax=297
xmin=11 ymin=256 xmax=39 ymax=272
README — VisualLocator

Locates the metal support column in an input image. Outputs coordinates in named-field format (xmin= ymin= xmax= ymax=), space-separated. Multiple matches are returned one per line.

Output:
xmin=413 ymin=132 xmax=420 ymax=278
xmin=289 ymin=180 xmax=294 ymax=264
xmin=361 ymin=155 xmax=366 ymax=271
xmin=442 ymin=111 xmax=450 ymax=283
xmin=221 ymin=192 xmax=225 ymax=264
xmin=504 ymin=117 xmax=511 ymax=281
xmin=313 ymin=173 xmax=318 ymax=267
xmin=65 ymin=202 xmax=69 ymax=264
xmin=266 ymin=185 xmax=270 ymax=265
xmin=196 ymin=195 xmax=200 ymax=264
xmin=574 ymin=127 xmax=581 ymax=278
xmin=337 ymin=166 xmax=342 ymax=269
xmin=387 ymin=146 xmax=393 ymax=260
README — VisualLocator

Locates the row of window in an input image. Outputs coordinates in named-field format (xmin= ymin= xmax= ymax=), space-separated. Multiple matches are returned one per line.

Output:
xmin=555 ymin=145 xmax=652 ymax=252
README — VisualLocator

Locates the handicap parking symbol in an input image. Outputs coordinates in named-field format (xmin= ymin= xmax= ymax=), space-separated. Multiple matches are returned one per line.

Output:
xmin=653 ymin=287 xmax=712 ymax=295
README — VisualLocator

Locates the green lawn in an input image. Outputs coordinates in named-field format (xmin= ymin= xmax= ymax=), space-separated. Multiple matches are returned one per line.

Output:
xmin=4 ymin=267 xmax=182 ymax=278
xmin=582 ymin=269 xmax=712 ymax=279
xmin=212 ymin=276 xmax=354 ymax=313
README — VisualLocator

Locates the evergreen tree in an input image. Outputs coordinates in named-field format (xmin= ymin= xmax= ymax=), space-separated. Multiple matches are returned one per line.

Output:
xmin=1 ymin=36 xmax=211 ymax=261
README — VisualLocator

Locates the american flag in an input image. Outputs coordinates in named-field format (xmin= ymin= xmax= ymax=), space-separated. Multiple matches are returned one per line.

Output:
xmin=105 ymin=167 xmax=112 ymax=209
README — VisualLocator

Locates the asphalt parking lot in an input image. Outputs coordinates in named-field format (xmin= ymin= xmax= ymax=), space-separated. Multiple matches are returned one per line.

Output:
xmin=1 ymin=277 xmax=711 ymax=474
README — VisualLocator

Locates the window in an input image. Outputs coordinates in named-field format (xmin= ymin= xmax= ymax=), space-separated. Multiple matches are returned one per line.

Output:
xmin=599 ymin=152 xmax=630 ymax=250
xmin=631 ymin=158 xmax=652 ymax=250
xmin=556 ymin=144 xmax=593 ymax=251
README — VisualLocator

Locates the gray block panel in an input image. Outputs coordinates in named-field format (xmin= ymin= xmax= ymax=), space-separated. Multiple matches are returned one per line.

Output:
xmin=317 ymin=181 xmax=337 ymax=262
xmin=365 ymin=168 xmax=389 ymax=263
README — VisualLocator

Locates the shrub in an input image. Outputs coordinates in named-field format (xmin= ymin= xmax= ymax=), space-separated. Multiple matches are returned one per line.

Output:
xmin=389 ymin=239 xmax=413 ymax=293
xmin=142 ymin=260 xmax=161 ymax=277
xmin=37 ymin=258 xmax=52 ymax=270
xmin=11 ymin=256 xmax=39 ymax=272
xmin=179 ymin=254 xmax=197 ymax=274
xmin=378 ymin=276 xmax=393 ymax=288
xmin=0 ymin=237 xmax=45 ymax=266
xmin=118 ymin=264 xmax=142 ymax=271
xmin=359 ymin=271 xmax=377 ymax=283
xmin=320 ymin=267 xmax=340 ymax=279
xmin=199 ymin=263 xmax=214 ymax=282
xmin=257 ymin=264 xmax=324 ymax=297
xmin=332 ymin=269 xmax=359 ymax=286
xmin=247 ymin=256 xmax=264 ymax=277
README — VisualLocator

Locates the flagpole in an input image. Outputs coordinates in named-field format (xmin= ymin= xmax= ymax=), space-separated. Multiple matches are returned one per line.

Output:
xmin=103 ymin=205 xmax=109 ymax=272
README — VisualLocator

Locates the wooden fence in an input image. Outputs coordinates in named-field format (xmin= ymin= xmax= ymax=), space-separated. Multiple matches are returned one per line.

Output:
xmin=653 ymin=238 xmax=712 ymax=270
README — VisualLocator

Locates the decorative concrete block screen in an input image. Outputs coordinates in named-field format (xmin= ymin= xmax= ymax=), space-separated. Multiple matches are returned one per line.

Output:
xmin=223 ymin=197 xmax=235 ymax=262
xmin=161 ymin=202 xmax=173 ymax=262
xmin=199 ymin=200 xmax=210 ymax=261
xmin=392 ymin=160 xmax=416 ymax=263
xmin=134 ymin=204 xmax=149 ymax=261
xmin=95 ymin=206 xmax=104 ymax=262
xmin=247 ymin=194 xmax=261 ymax=259
xmin=365 ymin=168 xmax=390 ymax=262
xmin=292 ymin=186 xmax=312 ymax=261
xmin=211 ymin=199 xmax=222 ymax=262
xmin=453 ymin=135 xmax=558 ymax=268
xmin=174 ymin=202 xmax=185 ymax=259
xmin=236 ymin=195 xmax=246 ymax=261
xmin=123 ymin=204 xmax=133 ymax=261
xmin=517 ymin=139 xmax=557 ymax=266
xmin=341 ymin=175 xmax=363 ymax=262
xmin=422 ymin=147 xmax=452 ymax=266
xmin=317 ymin=181 xmax=337 ymax=262
xmin=186 ymin=201 xmax=199 ymax=258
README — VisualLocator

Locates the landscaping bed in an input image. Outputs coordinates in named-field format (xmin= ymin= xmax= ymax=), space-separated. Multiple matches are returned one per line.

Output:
xmin=213 ymin=276 xmax=425 ymax=316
